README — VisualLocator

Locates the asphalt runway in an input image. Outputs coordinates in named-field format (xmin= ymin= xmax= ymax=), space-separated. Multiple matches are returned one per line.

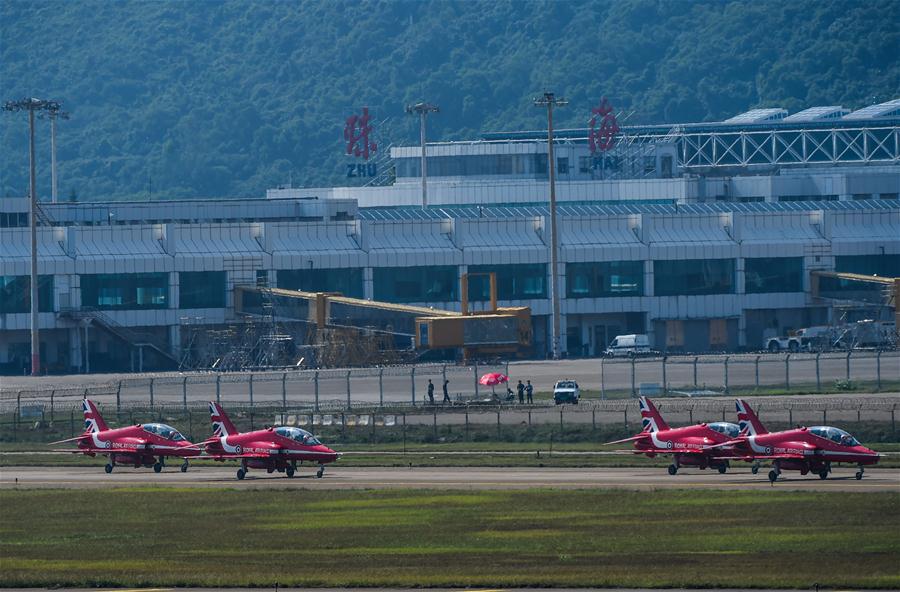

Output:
xmin=2 ymin=465 xmax=897 ymax=491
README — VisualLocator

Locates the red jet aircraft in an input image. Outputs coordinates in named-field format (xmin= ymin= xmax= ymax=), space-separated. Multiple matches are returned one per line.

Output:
xmin=197 ymin=402 xmax=339 ymax=480
xmin=51 ymin=399 xmax=200 ymax=473
xmin=606 ymin=396 xmax=741 ymax=475
xmin=710 ymin=399 xmax=880 ymax=482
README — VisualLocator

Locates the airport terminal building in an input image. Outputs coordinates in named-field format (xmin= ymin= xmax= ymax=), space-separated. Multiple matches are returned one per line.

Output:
xmin=1 ymin=99 xmax=898 ymax=373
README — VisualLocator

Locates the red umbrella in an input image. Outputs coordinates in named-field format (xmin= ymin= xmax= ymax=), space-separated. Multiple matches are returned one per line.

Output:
xmin=479 ymin=372 xmax=509 ymax=386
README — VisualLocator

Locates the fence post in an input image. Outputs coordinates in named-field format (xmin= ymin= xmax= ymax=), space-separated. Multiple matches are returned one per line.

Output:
xmin=248 ymin=374 xmax=254 ymax=408
xmin=892 ymin=404 xmax=896 ymax=438
xmin=182 ymin=376 xmax=188 ymax=411
xmin=724 ymin=356 xmax=730 ymax=395
xmin=282 ymin=373 xmax=287 ymax=409
xmin=876 ymin=351 xmax=882 ymax=391
xmin=465 ymin=409 xmax=469 ymax=441
xmin=823 ymin=408 xmax=827 ymax=424
xmin=70 ymin=407 xmax=74 ymax=437
xmin=410 ymin=367 xmax=416 ymax=406
xmin=630 ymin=357 xmax=636 ymax=397
xmin=623 ymin=406 xmax=628 ymax=429
xmin=755 ymin=356 xmax=760 ymax=389
xmin=215 ymin=374 xmax=221 ymax=405
xmin=314 ymin=370 xmax=320 ymax=412
xmin=785 ymin=354 xmax=791 ymax=391
xmin=379 ymin=368 xmax=384 ymax=408
xmin=815 ymin=353 xmax=821 ymax=391
xmin=788 ymin=404 xmax=793 ymax=426
xmin=693 ymin=357 xmax=699 ymax=389
xmin=846 ymin=350 xmax=852 ymax=382
xmin=402 ymin=412 xmax=407 ymax=453
xmin=474 ymin=363 xmax=479 ymax=397
xmin=559 ymin=407 xmax=564 ymax=433
xmin=149 ymin=378 xmax=155 ymax=406
xmin=688 ymin=403 xmax=693 ymax=425
xmin=592 ymin=408 xmax=596 ymax=431
xmin=50 ymin=390 xmax=55 ymax=422
xmin=116 ymin=381 xmax=122 ymax=413
xmin=600 ymin=358 xmax=605 ymax=400
xmin=433 ymin=409 xmax=438 ymax=440
xmin=346 ymin=370 xmax=352 ymax=410
xmin=662 ymin=357 xmax=667 ymax=396
xmin=15 ymin=392 xmax=21 ymax=439
xmin=504 ymin=360 xmax=509 ymax=377
xmin=497 ymin=410 xmax=502 ymax=439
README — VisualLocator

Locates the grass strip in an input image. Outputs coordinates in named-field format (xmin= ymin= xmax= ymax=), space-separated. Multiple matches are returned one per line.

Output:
xmin=1 ymin=488 xmax=897 ymax=588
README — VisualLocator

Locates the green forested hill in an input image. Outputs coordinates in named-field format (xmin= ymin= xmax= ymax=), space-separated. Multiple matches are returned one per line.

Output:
xmin=1 ymin=0 xmax=898 ymax=201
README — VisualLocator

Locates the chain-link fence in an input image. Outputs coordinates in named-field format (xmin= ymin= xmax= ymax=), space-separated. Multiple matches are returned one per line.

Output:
xmin=1 ymin=352 xmax=898 ymax=415
xmin=3 ymin=395 xmax=897 ymax=445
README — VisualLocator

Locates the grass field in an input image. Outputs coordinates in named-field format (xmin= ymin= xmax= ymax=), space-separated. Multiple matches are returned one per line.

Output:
xmin=1 ymin=488 xmax=898 ymax=588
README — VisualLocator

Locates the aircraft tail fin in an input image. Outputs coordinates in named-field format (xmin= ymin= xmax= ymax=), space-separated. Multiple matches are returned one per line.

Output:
xmin=639 ymin=396 xmax=670 ymax=432
xmin=81 ymin=399 xmax=109 ymax=433
xmin=209 ymin=401 xmax=238 ymax=437
xmin=735 ymin=399 xmax=768 ymax=435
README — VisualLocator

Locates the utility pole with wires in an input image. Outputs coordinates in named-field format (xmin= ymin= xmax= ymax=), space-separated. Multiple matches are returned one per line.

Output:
xmin=39 ymin=104 xmax=70 ymax=203
xmin=3 ymin=97 xmax=60 ymax=375
xmin=534 ymin=91 xmax=567 ymax=360
xmin=405 ymin=102 xmax=439 ymax=209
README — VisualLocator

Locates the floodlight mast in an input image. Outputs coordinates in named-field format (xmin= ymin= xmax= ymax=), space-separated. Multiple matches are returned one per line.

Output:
xmin=405 ymin=102 xmax=439 ymax=209
xmin=533 ymin=92 xmax=567 ymax=360
xmin=3 ymin=97 xmax=60 ymax=375
xmin=39 ymin=105 xmax=70 ymax=203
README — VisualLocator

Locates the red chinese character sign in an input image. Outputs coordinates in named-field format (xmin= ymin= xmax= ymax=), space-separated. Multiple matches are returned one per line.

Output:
xmin=344 ymin=106 xmax=377 ymax=160
xmin=588 ymin=97 xmax=619 ymax=153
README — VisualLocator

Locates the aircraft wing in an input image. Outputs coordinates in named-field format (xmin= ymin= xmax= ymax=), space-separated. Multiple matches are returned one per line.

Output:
xmin=603 ymin=433 xmax=650 ymax=446
xmin=704 ymin=437 xmax=747 ymax=450
xmin=47 ymin=434 xmax=91 ymax=445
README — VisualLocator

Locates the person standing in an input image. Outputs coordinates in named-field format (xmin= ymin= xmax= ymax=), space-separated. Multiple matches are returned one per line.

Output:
xmin=442 ymin=378 xmax=451 ymax=404
xmin=427 ymin=379 xmax=435 ymax=405
xmin=516 ymin=380 xmax=525 ymax=404
xmin=525 ymin=380 xmax=534 ymax=404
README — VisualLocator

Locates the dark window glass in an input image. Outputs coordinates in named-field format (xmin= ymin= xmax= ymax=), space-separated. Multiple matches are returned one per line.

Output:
xmin=745 ymin=257 xmax=803 ymax=294
xmin=566 ymin=261 xmax=644 ymax=298
xmin=557 ymin=157 xmax=569 ymax=175
xmin=81 ymin=273 xmax=168 ymax=310
xmin=0 ymin=275 xmax=53 ymax=313
xmin=467 ymin=264 xmax=547 ymax=301
xmin=654 ymin=259 xmax=735 ymax=296
xmin=179 ymin=271 xmax=226 ymax=309
xmin=836 ymin=255 xmax=900 ymax=277
xmin=373 ymin=266 xmax=457 ymax=303
xmin=277 ymin=268 xmax=364 ymax=299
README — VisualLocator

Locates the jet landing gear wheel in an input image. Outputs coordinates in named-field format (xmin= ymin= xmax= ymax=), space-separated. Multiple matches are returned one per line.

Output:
xmin=768 ymin=469 xmax=779 ymax=483
xmin=181 ymin=461 xmax=189 ymax=473
xmin=236 ymin=468 xmax=246 ymax=480
xmin=856 ymin=466 xmax=865 ymax=480
xmin=285 ymin=466 xmax=295 ymax=478
xmin=153 ymin=462 xmax=163 ymax=473
xmin=667 ymin=464 xmax=678 ymax=476
xmin=105 ymin=463 xmax=114 ymax=474
xmin=717 ymin=465 xmax=728 ymax=474
xmin=316 ymin=465 xmax=325 ymax=479
xmin=819 ymin=470 xmax=829 ymax=480
xmin=751 ymin=464 xmax=760 ymax=475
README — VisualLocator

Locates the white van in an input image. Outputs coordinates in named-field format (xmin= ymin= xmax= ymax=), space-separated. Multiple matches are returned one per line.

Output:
xmin=605 ymin=334 xmax=651 ymax=357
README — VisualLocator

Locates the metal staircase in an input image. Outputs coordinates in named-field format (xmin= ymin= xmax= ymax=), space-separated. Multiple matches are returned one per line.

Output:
xmin=59 ymin=308 xmax=179 ymax=366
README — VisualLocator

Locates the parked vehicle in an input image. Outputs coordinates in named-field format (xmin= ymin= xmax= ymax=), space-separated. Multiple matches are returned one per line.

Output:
xmin=764 ymin=335 xmax=802 ymax=352
xmin=553 ymin=380 xmax=580 ymax=404
xmin=605 ymin=334 xmax=651 ymax=357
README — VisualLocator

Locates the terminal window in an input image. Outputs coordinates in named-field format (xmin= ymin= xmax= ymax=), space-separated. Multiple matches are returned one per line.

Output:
xmin=654 ymin=259 xmax=735 ymax=296
xmin=566 ymin=261 xmax=644 ymax=298
xmin=81 ymin=273 xmax=168 ymax=310
xmin=373 ymin=265 xmax=457 ymax=303
xmin=179 ymin=271 xmax=226 ymax=309
xmin=277 ymin=268 xmax=364 ymax=299
xmin=745 ymin=257 xmax=803 ymax=293
xmin=0 ymin=275 xmax=54 ymax=313
xmin=468 ymin=264 xmax=547 ymax=301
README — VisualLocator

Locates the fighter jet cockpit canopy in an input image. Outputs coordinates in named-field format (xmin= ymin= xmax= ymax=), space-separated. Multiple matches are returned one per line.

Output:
xmin=275 ymin=426 xmax=321 ymax=446
xmin=809 ymin=426 xmax=860 ymax=447
xmin=707 ymin=422 xmax=741 ymax=438
xmin=142 ymin=423 xmax=186 ymax=441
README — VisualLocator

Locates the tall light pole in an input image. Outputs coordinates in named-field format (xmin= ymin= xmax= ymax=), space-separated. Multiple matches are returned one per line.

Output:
xmin=3 ymin=97 xmax=60 ymax=375
xmin=39 ymin=105 xmax=69 ymax=203
xmin=534 ymin=92 xmax=567 ymax=360
xmin=405 ymin=102 xmax=439 ymax=208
